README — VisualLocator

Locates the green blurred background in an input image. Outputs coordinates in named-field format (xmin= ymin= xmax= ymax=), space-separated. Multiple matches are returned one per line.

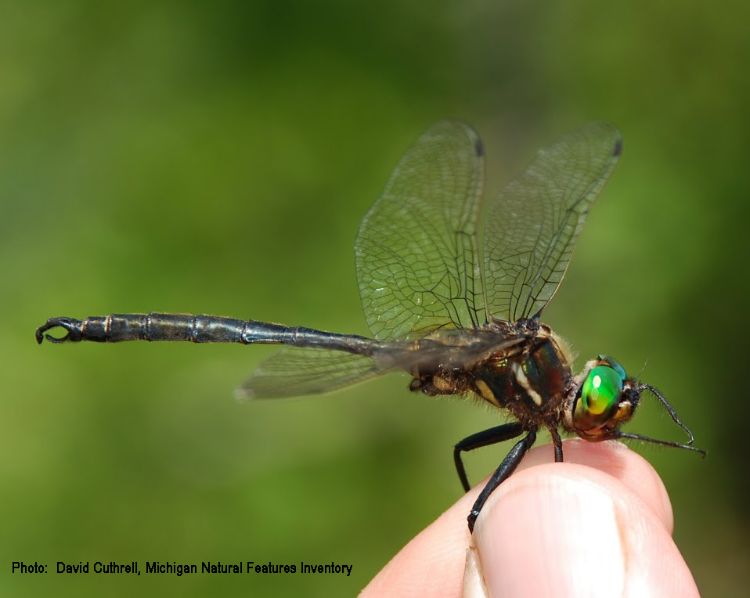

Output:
xmin=2 ymin=1 xmax=748 ymax=596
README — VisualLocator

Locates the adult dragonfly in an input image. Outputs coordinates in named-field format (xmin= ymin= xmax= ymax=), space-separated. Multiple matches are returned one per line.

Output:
xmin=36 ymin=121 xmax=704 ymax=531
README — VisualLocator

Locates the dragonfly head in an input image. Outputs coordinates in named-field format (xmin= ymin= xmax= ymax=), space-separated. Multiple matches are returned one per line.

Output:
xmin=568 ymin=355 xmax=635 ymax=441
xmin=567 ymin=355 xmax=705 ymax=456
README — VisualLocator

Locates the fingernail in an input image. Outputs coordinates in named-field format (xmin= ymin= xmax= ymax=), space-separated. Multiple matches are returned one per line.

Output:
xmin=471 ymin=472 xmax=625 ymax=597
xmin=463 ymin=546 xmax=489 ymax=598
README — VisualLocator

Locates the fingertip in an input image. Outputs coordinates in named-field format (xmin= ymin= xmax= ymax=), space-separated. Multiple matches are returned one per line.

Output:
xmin=473 ymin=467 xmax=626 ymax=596
xmin=364 ymin=440 xmax=690 ymax=597
xmin=520 ymin=440 xmax=674 ymax=532
xmin=472 ymin=464 xmax=698 ymax=598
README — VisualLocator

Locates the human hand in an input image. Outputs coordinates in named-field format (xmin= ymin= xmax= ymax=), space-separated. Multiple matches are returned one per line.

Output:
xmin=361 ymin=439 xmax=699 ymax=597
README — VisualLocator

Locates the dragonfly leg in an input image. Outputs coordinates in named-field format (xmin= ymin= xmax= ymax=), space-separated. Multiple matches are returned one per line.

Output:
xmin=467 ymin=429 xmax=537 ymax=533
xmin=454 ymin=422 xmax=525 ymax=492
xmin=549 ymin=427 xmax=564 ymax=462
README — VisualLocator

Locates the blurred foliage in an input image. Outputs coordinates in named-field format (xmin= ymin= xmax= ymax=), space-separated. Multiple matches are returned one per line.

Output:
xmin=2 ymin=1 xmax=748 ymax=595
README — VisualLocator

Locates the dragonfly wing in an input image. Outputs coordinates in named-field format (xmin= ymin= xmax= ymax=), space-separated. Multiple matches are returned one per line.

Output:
xmin=483 ymin=122 xmax=622 ymax=322
xmin=238 ymin=347 xmax=386 ymax=399
xmin=356 ymin=121 xmax=486 ymax=340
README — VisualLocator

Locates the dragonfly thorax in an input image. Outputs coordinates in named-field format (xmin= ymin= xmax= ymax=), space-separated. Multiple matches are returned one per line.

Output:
xmin=404 ymin=323 xmax=582 ymax=432
xmin=473 ymin=328 xmax=573 ymax=427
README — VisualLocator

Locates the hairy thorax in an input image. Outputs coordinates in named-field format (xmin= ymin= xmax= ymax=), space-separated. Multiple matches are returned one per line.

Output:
xmin=407 ymin=322 xmax=574 ymax=430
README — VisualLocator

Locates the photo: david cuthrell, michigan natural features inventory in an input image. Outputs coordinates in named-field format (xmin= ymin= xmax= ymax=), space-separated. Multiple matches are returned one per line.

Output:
xmin=36 ymin=120 xmax=704 ymax=532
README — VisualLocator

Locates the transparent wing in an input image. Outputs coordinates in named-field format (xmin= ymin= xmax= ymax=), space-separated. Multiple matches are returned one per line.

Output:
xmin=238 ymin=347 xmax=385 ymax=399
xmin=483 ymin=122 xmax=622 ymax=322
xmin=356 ymin=120 xmax=486 ymax=340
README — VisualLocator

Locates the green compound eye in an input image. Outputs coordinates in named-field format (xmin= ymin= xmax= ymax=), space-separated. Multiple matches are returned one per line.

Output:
xmin=598 ymin=355 xmax=627 ymax=382
xmin=580 ymin=365 xmax=624 ymax=416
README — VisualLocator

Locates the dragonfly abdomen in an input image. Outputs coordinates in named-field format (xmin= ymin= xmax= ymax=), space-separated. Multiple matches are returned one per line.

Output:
xmin=83 ymin=313 xmax=247 ymax=343
xmin=35 ymin=313 xmax=382 ymax=355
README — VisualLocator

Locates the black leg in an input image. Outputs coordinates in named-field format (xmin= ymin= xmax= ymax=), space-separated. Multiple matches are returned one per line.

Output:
xmin=467 ymin=429 xmax=537 ymax=532
xmin=454 ymin=422 xmax=525 ymax=492
xmin=549 ymin=428 xmax=564 ymax=462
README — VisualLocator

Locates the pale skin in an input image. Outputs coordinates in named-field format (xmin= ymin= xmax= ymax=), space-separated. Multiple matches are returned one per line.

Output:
xmin=361 ymin=440 xmax=699 ymax=598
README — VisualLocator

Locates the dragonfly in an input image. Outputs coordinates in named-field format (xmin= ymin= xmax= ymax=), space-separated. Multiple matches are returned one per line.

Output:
xmin=36 ymin=121 xmax=704 ymax=532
